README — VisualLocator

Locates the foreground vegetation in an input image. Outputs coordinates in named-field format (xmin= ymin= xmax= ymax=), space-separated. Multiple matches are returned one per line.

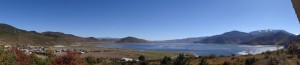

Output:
xmin=2 ymin=41 xmax=300 ymax=65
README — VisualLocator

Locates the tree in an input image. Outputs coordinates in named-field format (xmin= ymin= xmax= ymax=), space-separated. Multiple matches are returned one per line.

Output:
xmin=161 ymin=56 xmax=172 ymax=65
xmin=222 ymin=61 xmax=230 ymax=65
xmin=198 ymin=58 xmax=209 ymax=65
xmin=85 ymin=56 xmax=98 ymax=65
xmin=139 ymin=55 xmax=146 ymax=61
xmin=245 ymin=57 xmax=257 ymax=65
xmin=138 ymin=55 xmax=148 ymax=65
xmin=173 ymin=54 xmax=186 ymax=65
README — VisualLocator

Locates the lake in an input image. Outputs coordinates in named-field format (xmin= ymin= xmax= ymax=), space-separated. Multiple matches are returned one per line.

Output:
xmin=95 ymin=43 xmax=283 ymax=56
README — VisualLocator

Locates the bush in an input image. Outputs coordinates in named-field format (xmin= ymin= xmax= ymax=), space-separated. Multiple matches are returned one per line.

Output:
xmin=31 ymin=54 xmax=46 ymax=65
xmin=262 ymin=50 xmax=273 ymax=54
xmin=50 ymin=51 xmax=84 ymax=65
xmin=14 ymin=48 xmax=32 ymax=65
xmin=139 ymin=55 xmax=146 ymax=61
xmin=0 ymin=47 xmax=17 ymax=65
xmin=245 ymin=57 xmax=257 ymax=65
xmin=198 ymin=58 xmax=209 ymax=65
xmin=223 ymin=61 xmax=230 ymax=65
xmin=173 ymin=54 xmax=186 ymax=65
xmin=209 ymin=54 xmax=217 ymax=59
xmin=219 ymin=55 xmax=225 ymax=57
xmin=161 ymin=56 xmax=172 ymax=65
xmin=85 ymin=56 xmax=98 ymax=65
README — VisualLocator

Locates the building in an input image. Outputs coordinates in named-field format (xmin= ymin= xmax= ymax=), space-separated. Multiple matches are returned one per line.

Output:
xmin=121 ymin=58 xmax=139 ymax=61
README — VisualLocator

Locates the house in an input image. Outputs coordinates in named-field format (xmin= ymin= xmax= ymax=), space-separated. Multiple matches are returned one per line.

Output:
xmin=121 ymin=58 xmax=139 ymax=61
xmin=122 ymin=58 xmax=133 ymax=61
xmin=53 ymin=45 xmax=66 ymax=48
xmin=4 ymin=45 xmax=12 ymax=48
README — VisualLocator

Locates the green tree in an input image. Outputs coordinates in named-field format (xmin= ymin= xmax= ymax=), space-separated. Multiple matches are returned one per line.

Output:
xmin=139 ymin=55 xmax=146 ymax=61
xmin=245 ymin=57 xmax=257 ymax=65
xmin=138 ymin=55 xmax=148 ymax=65
xmin=161 ymin=56 xmax=172 ymax=65
xmin=173 ymin=54 xmax=186 ymax=65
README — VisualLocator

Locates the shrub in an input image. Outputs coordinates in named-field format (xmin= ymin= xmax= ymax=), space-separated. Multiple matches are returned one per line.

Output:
xmin=219 ymin=55 xmax=225 ymax=57
xmin=222 ymin=61 xmax=230 ymax=65
xmin=173 ymin=54 xmax=186 ymax=65
xmin=262 ymin=50 xmax=273 ymax=54
xmin=50 ymin=51 xmax=84 ymax=65
xmin=198 ymin=58 xmax=209 ymax=65
xmin=245 ymin=57 xmax=257 ymax=65
xmin=13 ymin=48 xmax=32 ymax=65
xmin=209 ymin=54 xmax=217 ymax=59
xmin=139 ymin=55 xmax=146 ymax=61
xmin=31 ymin=54 xmax=46 ymax=65
xmin=85 ymin=56 xmax=98 ymax=65
xmin=161 ymin=56 xmax=172 ymax=65
xmin=0 ymin=47 xmax=17 ymax=65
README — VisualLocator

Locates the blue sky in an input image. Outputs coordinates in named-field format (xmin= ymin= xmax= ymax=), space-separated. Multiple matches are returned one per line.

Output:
xmin=0 ymin=0 xmax=299 ymax=40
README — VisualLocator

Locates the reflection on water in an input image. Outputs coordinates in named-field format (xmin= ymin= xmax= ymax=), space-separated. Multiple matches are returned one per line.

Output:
xmin=95 ymin=43 xmax=283 ymax=56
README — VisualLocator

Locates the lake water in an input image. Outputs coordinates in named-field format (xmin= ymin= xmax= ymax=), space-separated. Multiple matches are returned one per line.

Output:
xmin=95 ymin=43 xmax=283 ymax=56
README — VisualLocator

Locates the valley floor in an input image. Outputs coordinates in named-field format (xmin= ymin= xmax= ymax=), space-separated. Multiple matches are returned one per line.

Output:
xmin=49 ymin=45 xmax=194 ymax=60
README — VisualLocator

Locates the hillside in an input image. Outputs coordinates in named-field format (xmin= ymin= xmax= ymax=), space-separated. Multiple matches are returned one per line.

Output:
xmin=97 ymin=37 xmax=120 ymax=43
xmin=241 ymin=31 xmax=296 ymax=45
xmin=155 ymin=37 xmax=207 ymax=43
xmin=195 ymin=30 xmax=296 ymax=45
xmin=198 ymin=31 xmax=254 ymax=44
xmin=0 ymin=23 xmax=98 ymax=45
xmin=116 ymin=37 xmax=148 ymax=43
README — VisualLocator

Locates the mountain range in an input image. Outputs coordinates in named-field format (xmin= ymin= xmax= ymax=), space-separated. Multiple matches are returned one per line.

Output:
xmin=195 ymin=30 xmax=297 ymax=45
xmin=0 ymin=23 xmax=298 ymax=45
xmin=0 ymin=23 xmax=98 ymax=45
xmin=116 ymin=36 xmax=148 ymax=43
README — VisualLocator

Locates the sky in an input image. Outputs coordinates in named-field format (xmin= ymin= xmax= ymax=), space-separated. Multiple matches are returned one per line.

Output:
xmin=0 ymin=0 xmax=299 ymax=41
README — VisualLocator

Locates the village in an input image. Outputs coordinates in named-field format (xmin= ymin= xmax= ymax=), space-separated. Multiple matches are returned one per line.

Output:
xmin=0 ymin=44 xmax=162 ymax=62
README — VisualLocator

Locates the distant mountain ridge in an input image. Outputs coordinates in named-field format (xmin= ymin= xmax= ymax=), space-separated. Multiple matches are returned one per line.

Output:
xmin=154 ymin=29 xmax=297 ymax=45
xmin=116 ymin=37 xmax=148 ymax=43
xmin=196 ymin=30 xmax=296 ymax=45
xmin=0 ymin=23 xmax=98 ymax=45
xmin=241 ymin=31 xmax=296 ymax=45
xmin=97 ymin=37 xmax=121 ymax=43
xmin=0 ymin=23 xmax=296 ymax=45
xmin=155 ymin=37 xmax=207 ymax=43
xmin=249 ymin=29 xmax=293 ymax=35
xmin=198 ymin=31 xmax=254 ymax=44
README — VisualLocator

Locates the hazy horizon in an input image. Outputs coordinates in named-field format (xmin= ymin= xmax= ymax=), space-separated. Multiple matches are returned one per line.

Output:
xmin=1 ymin=0 xmax=299 ymax=40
